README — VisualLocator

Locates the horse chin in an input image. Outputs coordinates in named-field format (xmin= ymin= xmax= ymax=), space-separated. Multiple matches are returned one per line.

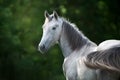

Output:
xmin=39 ymin=48 xmax=48 ymax=54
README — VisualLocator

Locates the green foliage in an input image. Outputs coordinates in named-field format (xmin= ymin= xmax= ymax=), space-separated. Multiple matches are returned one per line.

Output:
xmin=0 ymin=0 xmax=120 ymax=80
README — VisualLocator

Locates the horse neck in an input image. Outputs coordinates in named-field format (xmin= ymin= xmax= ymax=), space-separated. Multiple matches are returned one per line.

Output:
xmin=59 ymin=21 xmax=96 ymax=58
xmin=59 ymin=33 xmax=72 ymax=57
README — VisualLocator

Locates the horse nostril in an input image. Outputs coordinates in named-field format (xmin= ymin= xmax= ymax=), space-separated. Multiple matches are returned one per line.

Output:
xmin=42 ymin=44 xmax=45 ymax=49
xmin=40 ymin=44 xmax=46 ymax=51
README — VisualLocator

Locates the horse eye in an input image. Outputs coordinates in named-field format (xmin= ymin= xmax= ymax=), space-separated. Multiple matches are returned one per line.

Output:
xmin=52 ymin=27 xmax=56 ymax=30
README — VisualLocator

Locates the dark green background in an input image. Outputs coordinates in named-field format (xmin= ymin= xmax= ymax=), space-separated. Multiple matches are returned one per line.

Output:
xmin=0 ymin=0 xmax=120 ymax=80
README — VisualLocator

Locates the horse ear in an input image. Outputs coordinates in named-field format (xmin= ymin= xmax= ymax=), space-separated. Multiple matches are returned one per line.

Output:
xmin=53 ymin=11 xmax=58 ymax=20
xmin=44 ymin=10 xmax=50 ymax=18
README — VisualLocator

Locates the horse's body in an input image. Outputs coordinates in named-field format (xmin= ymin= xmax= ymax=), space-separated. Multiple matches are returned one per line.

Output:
xmin=38 ymin=11 xmax=120 ymax=80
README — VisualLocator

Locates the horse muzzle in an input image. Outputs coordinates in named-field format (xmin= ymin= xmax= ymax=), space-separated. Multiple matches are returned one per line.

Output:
xmin=38 ymin=44 xmax=47 ymax=53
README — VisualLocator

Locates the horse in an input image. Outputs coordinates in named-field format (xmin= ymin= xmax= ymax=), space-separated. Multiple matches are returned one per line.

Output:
xmin=38 ymin=11 xmax=120 ymax=80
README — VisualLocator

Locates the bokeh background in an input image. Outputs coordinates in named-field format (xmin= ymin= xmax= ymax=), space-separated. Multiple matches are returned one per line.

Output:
xmin=0 ymin=0 xmax=120 ymax=80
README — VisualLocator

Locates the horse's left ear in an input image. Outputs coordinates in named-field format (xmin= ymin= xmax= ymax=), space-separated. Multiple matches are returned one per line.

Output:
xmin=44 ymin=10 xmax=50 ymax=18
xmin=53 ymin=11 xmax=58 ymax=20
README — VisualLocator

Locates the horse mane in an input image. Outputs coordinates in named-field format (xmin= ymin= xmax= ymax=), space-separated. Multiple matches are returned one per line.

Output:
xmin=84 ymin=46 xmax=120 ymax=72
xmin=62 ymin=19 xmax=89 ymax=51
